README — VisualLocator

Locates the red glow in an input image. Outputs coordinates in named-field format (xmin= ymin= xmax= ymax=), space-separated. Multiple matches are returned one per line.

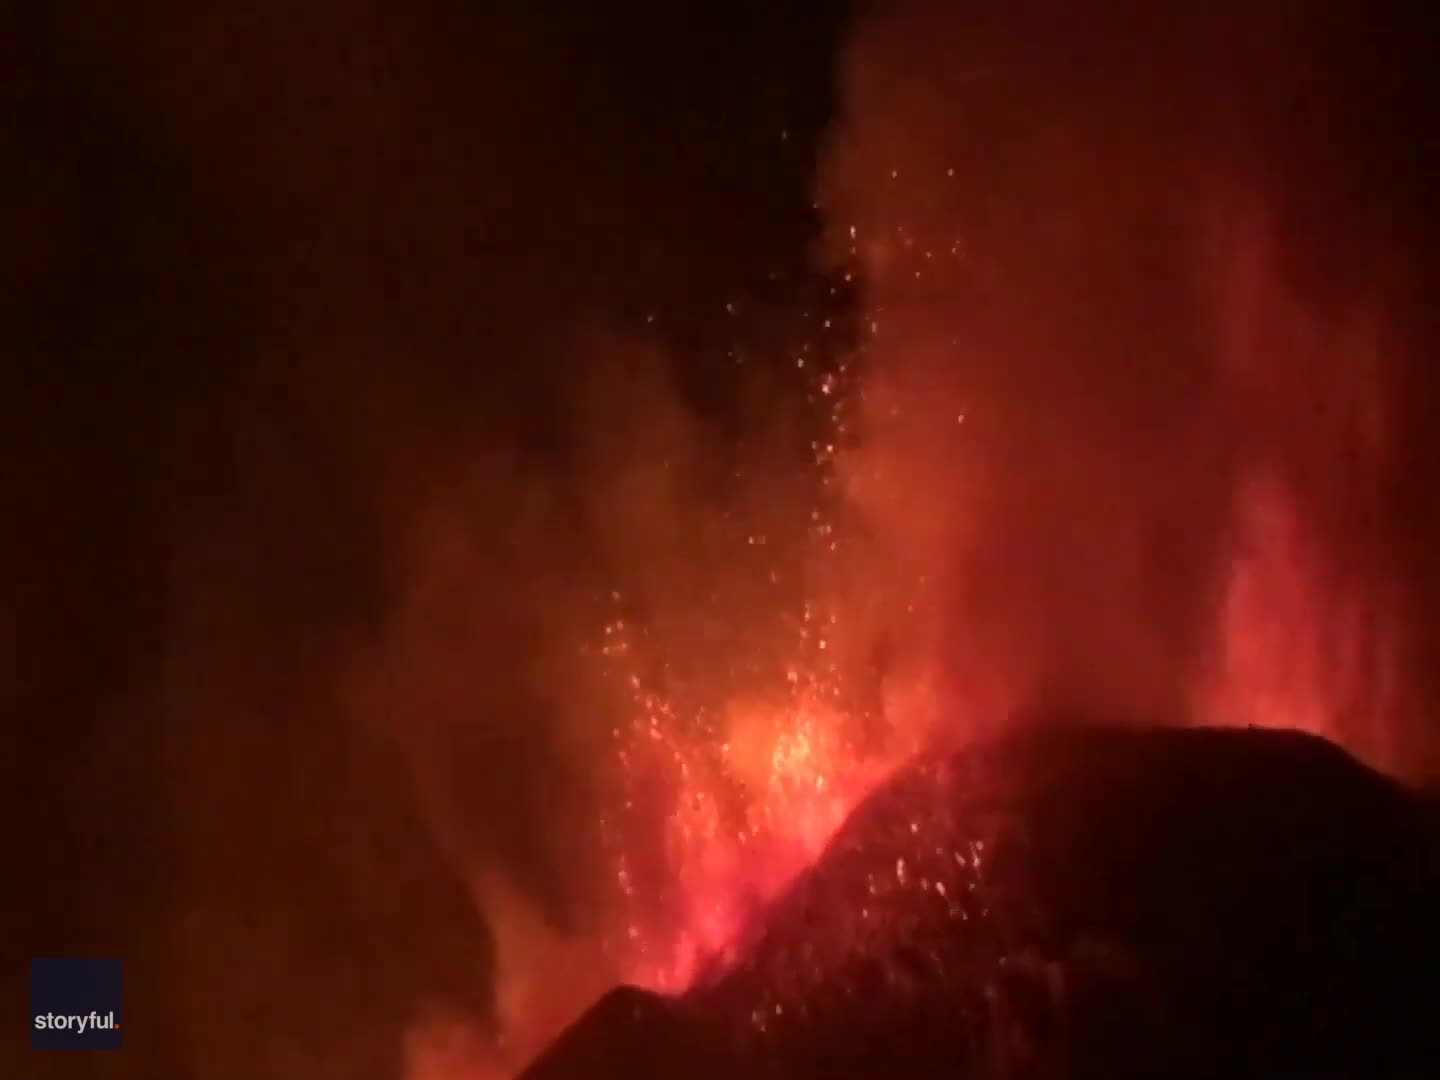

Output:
xmin=1197 ymin=468 xmax=1406 ymax=771
xmin=600 ymin=663 xmax=904 ymax=994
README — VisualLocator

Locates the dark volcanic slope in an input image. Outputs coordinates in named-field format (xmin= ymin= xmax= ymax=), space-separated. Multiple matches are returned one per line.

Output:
xmin=522 ymin=723 xmax=1440 ymax=1080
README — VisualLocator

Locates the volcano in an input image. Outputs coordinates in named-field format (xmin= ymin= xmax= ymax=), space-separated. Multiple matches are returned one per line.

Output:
xmin=521 ymin=719 xmax=1440 ymax=1079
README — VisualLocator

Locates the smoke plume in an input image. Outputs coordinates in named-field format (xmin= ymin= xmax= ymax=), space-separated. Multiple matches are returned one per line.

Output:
xmin=817 ymin=3 xmax=1429 ymax=773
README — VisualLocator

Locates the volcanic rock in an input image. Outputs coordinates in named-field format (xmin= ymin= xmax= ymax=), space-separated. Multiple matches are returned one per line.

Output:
xmin=521 ymin=721 xmax=1440 ymax=1079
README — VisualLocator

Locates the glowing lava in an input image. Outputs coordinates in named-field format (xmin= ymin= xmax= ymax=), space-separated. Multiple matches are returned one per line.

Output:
xmin=594 ymin=623 xmax=911 ymax=995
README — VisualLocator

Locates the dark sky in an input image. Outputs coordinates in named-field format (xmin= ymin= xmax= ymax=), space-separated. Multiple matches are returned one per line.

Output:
xmin=3 ymin=4 xmax=848 ymax=1076
xmin=4 ymin=3 xmax=1439 ymax=1078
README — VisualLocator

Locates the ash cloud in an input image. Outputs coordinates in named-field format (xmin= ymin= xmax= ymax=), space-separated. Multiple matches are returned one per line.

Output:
xmin=817 ymin=2 xmax=1439 ymax=775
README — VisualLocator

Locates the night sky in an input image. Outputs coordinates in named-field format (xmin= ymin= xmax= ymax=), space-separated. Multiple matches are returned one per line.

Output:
xmin=4 ymin=3 xmax=1439 ymax=1078
xmin=5 ymin=5 xmax=848 ymax=1076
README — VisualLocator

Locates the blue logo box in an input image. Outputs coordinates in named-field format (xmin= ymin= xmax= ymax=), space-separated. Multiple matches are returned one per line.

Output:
xmin=30 ymin=958 xmax=122 ymax=1049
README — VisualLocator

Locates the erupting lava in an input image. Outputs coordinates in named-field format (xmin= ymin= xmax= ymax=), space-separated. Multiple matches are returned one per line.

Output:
xmin=597 ymin=633 xmax=906 ymax=993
